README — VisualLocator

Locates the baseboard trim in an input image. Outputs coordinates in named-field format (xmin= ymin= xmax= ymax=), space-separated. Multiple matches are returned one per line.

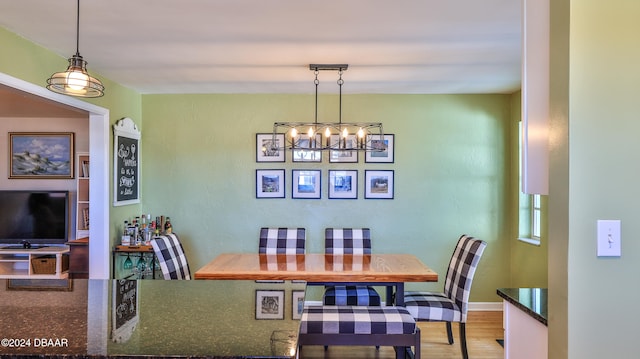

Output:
xmin=305 ymin=300 xmax=503 ymax=311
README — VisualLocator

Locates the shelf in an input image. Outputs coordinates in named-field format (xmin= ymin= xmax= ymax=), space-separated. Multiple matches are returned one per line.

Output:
xmin=0 ymin=246 xmax=70 ymax=279
xmin=76 ymin=152 xmax=90 ymax=239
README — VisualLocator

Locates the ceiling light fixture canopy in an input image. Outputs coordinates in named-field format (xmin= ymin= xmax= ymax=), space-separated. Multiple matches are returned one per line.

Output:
xmin=46 ymin=0 xmax=104 ymax=98
xmin=270 ymin=64 xmax=384 ymax=152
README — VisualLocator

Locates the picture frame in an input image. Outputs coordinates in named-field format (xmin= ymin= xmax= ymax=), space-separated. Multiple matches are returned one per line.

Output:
xmin=256 ymin=169 xmax=285 ymax=198
xmin=256 ymin=133 xmax=285 ymax=162
xmin=256 ymin=289 xmax=285 ymax=320
xmin=329 ymin=170 xmax=358 ymax=199
xmin=9 ymin=132 xmax=74 ymax=179
xmin=112 ymin=280 xmax=139 ymax=343
xmin=365 ymin=134 xmax=395 ymax=163
xmin=292 ymin=290 xmax=305 ymax=320
xmin=113 ymin=118 xmax=141 ymax=206
xmin=6 ymin=279 xmax=73 ymax=291
xmin=292 ymin=134 xmax=322 ymax=162
xmin=329 ymin=134 xmax=358 ymax=163
xmin=365 ymin=170 xmax=394 ymax=199
xmin=292 ymin=170 xmax=321 ymax=199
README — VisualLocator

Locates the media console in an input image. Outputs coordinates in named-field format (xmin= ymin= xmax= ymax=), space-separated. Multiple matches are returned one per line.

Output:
xmin=0 ymin=246 xmax=70 ymax=279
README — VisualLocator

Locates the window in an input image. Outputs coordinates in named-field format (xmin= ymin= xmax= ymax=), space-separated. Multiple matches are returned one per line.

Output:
xmin=532 ymin=194 xmax=541 ymax=239
xmin=518 ymin=121 xmax=541 ymax=245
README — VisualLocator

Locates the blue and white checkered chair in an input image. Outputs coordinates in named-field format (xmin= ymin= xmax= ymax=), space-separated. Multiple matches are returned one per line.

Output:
xmin=150 ymin=233 xmax=191 ymax=280
xmin=258 ymin=227 xmax=306 ymax=254
xmin=323 ymin=228 xmax=381 ymax=306
xmin=404 ymin=234 xmax=487 ymax=359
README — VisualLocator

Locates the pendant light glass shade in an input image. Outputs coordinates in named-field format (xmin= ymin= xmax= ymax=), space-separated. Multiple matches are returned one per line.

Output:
xmin=46 ymin=0 xmax=104 ymax=98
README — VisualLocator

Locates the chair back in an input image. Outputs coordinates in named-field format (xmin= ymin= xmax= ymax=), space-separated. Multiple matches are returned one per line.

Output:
xmin=259 ymin=227 xmax=306 ymax=254
xmin=325 ymin=228 xmax=371 ymax=254
xmin=150 ymin=233 xmax=191 ymax=280
xmin=443 ymin=234 xmax=486 ymax=321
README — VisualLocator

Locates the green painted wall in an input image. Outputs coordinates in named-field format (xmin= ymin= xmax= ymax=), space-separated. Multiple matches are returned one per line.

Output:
xmin=141 ymin=93 xmax=513 ymax=301
xmin=550 ymin=0 xmax=640 ymax=358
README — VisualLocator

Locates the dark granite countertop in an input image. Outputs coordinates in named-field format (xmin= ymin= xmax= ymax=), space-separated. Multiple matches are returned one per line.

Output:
xmin=497 ymin=287 xmax=547 ymax=326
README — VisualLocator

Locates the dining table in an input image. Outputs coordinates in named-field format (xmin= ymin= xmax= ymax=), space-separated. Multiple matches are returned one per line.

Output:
xmin=194 ymin=253 xmax=438 ymax=306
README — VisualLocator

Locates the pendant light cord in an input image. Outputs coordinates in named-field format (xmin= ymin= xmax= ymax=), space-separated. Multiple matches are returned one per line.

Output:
xmin=75 ymin=0 xmax=80 ymax=56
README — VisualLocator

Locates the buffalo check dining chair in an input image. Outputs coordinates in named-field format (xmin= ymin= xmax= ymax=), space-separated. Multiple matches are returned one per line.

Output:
xmin=258 ymin=227 xmax=306 ymax=254
xmin=150 ymin=233 xmax=191 ymax=280
xmin=404 ymin=234 xmax=487 ymax=359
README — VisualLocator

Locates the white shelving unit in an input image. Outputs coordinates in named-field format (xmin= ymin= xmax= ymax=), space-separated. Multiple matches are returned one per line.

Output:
xmin=0 ymin=246 xmax=70 ymax=279
xmin=76 ymin=152 xmax=90 ymax=240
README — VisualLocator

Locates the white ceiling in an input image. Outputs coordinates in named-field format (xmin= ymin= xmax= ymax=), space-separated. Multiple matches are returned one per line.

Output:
xmin=0 ymin=0 xmax=521 ymax=95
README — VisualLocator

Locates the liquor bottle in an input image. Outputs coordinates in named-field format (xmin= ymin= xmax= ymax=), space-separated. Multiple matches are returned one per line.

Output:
xmin=164 ymin=217 xmax=172 ymax=235
xmin=134 ymin=223 xmax=141 ymax=245
xmin=121 ymin=221 xmax=130 ymax=245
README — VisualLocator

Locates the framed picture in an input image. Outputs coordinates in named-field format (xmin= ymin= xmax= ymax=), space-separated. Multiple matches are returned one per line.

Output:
xmin=292 ymin=290 xmax=305 ymax=320
xmin=329 ymin=170 xmax=358 ymax=199
xmin=112 ymin=280 xmax=139 ymax=343
xmin=9 ymin=132 xmax=74 ymax=179
xmin=113 ymin=118 xmax=141 ymax=206
xmin=256 ymin=169 xmax=285 ymax=198
xmin=256 ymin=133 xmax=285 ymax=162
xmin=256 ymin=289 xmax=285 ymax=320
xmin=293 ymin=134 xmax=322 ymax=162
xmin=365 ymin=134 xmax=395 ymax=163
xmin=365 ymin=170 xmax=394 ymax=199
xmin=6 ymin=279 xmax=73 ymax=291
xmin=329 ymin=134 xmax=358 ymax=163
xmin=292 ymin=170 xmax=321 ymax=199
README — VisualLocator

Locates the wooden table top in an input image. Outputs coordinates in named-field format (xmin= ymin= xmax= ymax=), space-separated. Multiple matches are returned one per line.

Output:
xmin=194 ymin=253 xmax=438 ymax=282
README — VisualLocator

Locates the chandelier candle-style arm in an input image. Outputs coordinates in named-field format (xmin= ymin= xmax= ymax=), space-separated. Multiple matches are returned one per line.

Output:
xmin=271 ymin=122 xmax=385 ymax=152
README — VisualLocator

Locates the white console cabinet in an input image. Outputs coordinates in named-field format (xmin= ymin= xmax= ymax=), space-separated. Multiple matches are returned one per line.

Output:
xmin=0 ymin=246 xmax=70 ymax=279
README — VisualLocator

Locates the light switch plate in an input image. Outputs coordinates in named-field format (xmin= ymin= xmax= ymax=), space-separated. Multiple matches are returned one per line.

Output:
xmin=597 ymin=220 xmax=621 ymax=257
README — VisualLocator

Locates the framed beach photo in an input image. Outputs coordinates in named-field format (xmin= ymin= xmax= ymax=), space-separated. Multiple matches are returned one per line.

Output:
xmin=365 ymin=170 xmax=394 ymax=199
xmin=292 ymin=134 xmax=322 ymax=162
xmin=365 ymin=134 xmax=395 ymax=163
xmin=329 ymin=170 xmax=358 ymax=199
xmin=9 ymin=132 xmax=74 ymax=179
xmin=256 ymin=289 xmax=285 ymax=320
xmin=256 ymin=133 xmax=285 ymax=162
xmin=329 ymin=134 xmax=358 ymax=163
xmin=292 ymin=169 xmax=321 ymax=199
xmin=256 ymin=169 xmax=285 ymax=198
xmin=292 ymin=290 xmax=305 ymax=320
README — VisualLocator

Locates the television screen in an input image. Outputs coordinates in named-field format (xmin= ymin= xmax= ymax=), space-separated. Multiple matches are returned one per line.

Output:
xmin=0 ymin=190 xmax=69 ymax=247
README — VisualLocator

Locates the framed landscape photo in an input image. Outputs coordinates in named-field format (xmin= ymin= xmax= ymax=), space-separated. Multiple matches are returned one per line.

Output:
xmin=365 ymin=134 xmax=395 ymax=163
xmin=365 ymin=170 xmax=394 ymax=199
xmin=9 ymin=132 xmax=74 ymax=179
xmin=292 ymin=290 xmax=305 ymax=320
xmin=329 ymin=170 xmax=358 ymax=199
xmin=329 ymin=134 xmax=358 ymax=163
xmin=292 ymin=169 xmax=321 ymax=199
xmin=256 ymin=169 xmax=285 ymax=198
xmin=292 ymin=134 xmax=322 ymax=162
xmin=256 ymin=289 xmax=285 ymax=320
xmin=256 ymin=133 xmax=285 ymax=162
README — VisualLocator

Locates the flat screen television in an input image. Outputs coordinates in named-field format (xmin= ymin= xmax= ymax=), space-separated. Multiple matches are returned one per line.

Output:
xmin=0 ymin=190 xmax=69 ymax=247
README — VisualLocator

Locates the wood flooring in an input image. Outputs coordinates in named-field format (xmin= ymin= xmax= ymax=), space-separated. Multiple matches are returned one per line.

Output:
xmin=299 ymin=311 xmax=504 ymax=359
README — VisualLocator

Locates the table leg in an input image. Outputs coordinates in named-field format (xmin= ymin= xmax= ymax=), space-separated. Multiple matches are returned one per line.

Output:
xmin=395 ymin=282 xmax=405 ymax=306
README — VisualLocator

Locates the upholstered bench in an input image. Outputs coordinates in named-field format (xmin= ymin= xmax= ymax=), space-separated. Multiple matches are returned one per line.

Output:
xmin=298 ymin=305 xmax=421 ymax=359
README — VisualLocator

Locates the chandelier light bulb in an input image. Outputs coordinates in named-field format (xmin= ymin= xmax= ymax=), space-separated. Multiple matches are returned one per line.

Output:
xmin=342 ymin=128 xmax=349 ymax=138
xmin=66 ymin=70 xmax=89 ymax=92
xmin=290 ymin=128 xmax=298 ymax=138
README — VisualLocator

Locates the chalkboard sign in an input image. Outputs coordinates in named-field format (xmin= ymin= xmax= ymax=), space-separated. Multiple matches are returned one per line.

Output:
xmin=113 ymin=118 xmax=141 ymax=206
xmin=112 ymin=279 xmax=139 ymax=343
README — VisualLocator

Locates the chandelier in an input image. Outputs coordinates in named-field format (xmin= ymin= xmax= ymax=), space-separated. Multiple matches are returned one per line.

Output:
xmin=270 ymin=64 xmax=384 ymax=152
xmin=46 ymin=0 xmax=105 ymax=98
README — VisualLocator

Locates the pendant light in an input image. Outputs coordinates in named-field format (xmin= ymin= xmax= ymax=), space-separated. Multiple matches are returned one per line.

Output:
xmin=46 ymin=0 xmax=104 ymax=98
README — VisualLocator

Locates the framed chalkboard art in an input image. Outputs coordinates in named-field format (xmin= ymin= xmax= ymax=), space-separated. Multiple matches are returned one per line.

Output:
xmin=113 ymin=118 xmax=140 ymax=206
xmin=111 ymin=279 xmax=139 ymax=343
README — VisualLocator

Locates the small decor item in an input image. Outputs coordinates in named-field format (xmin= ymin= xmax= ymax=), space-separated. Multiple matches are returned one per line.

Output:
xmin=292 ymin=134 xmax=322 ymax=162
xmin=329 ymin=170 xmax=358 ymax=199
xmin=113 ymin=118 xmax=141 ymax=206
xmin=365 ymin=134 xmax=395 ymax=163
xmin=292 ymin=170 xmax=321 ymax=199
xmin=256 ymin=289 xmax=285 ymax=320
xmin=292 ymin=290 xmax=305 ymax=320
xmin=9 ymin=132 xmax=74 ymax=179
xmin=365 ymin=170 xmax=394 ymax=199
xmin=256 ymin=169 xmax=285 ymax=198
xmin=329 ymin=134 xmax=358 ymax=163
xmin=256 ymin=133 xmax=285 ymax=162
